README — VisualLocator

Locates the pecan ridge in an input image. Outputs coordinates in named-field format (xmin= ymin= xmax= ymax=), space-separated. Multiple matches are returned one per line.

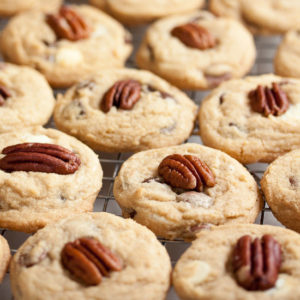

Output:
xmin=158 ymin=154 xmax=215 ymax=192
xmin=171 ymin=23 xmax=216 ymax=50
xmin=0 ymin=85 xmax=11 ymax=107
xmin=46 ymin=6 xmax=91 ymax=41
xmin=101 ymin=79 xmax=141 ymax=113
xmin=0 ymin=143 xmax=81 ymax=174
xmin=61 ymin=237 xmax=123 ymax=285
xmin=249 ymin=82 xmax=289 ymax=117
xmin=232 ymin=235 xmax=282 ymax=291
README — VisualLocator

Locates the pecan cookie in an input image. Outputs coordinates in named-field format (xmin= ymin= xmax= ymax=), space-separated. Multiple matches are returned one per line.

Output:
xmin=0 ymin=5 xmax=132 ymax=88
xmin=136 ymin=11 xmax=256 ymax=90
xmin=274 ymin=30 xmax=300 ymax=79
xmin=0 ymin=126 xmax=102 ymax=232
xmin=113 ymin=143 xmax=262 ymax=240
xmin=89 ymin=0 xmax=204 ymax=25
xmin=0 ymin=0 xmax=61 ymax=16
xmin=0 ymin=235 xmax=10 ymax=283
xmin=199 ymin=74 xmax=300 ymax=164
xmin=173 ymin=224 xmax=300 ymax=300
xmin=261 ymin=149 xmax=300 ymax=232
xmin=10 ymin=212 xmax=171 ymax=300
xmin=54 ymin=69 xmax=197 ymax=152
xmin=210 ymin=0 xmax=300 ymax=34
xmin=0 ymin=63 xmax=55 ymax=133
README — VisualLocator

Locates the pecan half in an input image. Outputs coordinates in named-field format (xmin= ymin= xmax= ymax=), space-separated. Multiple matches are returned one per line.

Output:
xmin=158 ymin=154 xmax=215 ymax=192
xmin=0 ymin=143 xmax=80 ymax=174
xmin=61 ymin=237 xmax=123 ymax=285
xmin=171 ymin=23 xmax=216 ymax=50
xmin=0 ymin=85 xmax=11 ymax=107
xmin=46 ymin=6 xmax=90 ymax=41
xmin=101 ymin=80 xmax=141 ymax=113
xmin=232 ymin=235 xmax=282 ymax=291
xmin=249 ymin=82 xmax=289 ymax=117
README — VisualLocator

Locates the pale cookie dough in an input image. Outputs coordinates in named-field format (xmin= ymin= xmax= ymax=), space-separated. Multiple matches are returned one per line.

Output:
xmin=136 ymin=11 xmax=256 ymax=90
xmin=199 ymin=74 xmax=300 ymax=164
xmin=54 ymin=69 xmax=198 ymax=152
xmin=210 ymin=0 xmax=300 ymax=34
xmin=0 ymin=126 xmax=103 ymax=233
xmin=10 ymin=212 xmax=171 ymax=300
xmin=274 ymin=31 xmax=300 ymax=78
xmin=0 ymin=0 xmax=61 ymax=16
xmin=0 ymin=235 xmax=10 ymax=283
xmin=0 ymin=63 xmax=55 ymax=133
xmin=173 ymin=224 xmax=300 ymax=300
xmin=90 ymin=0 xmax=205 ymax=25
xmin=261 ymin=149 xmax=300 ymax=232
xmin=113 ymin=143 xmax=262 ymax=240
xmin=0 ymin=5 xmax=132 ymax=88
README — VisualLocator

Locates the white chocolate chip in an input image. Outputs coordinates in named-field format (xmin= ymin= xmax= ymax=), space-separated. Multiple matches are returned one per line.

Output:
xmin=56 ymin=48 xmax=83 ymax=66
xmin=180 ymin=261 xmax=211 ymax=286
xmin=265 ymin=276 xmax=285 ymax=294
xmin=176 ymin=192 xmax=214 ymax=208
xmin=278 ymin=103 xmax=300 ymax=120
xmin=92 ymin=25 xmax=108 ymax=38
xmin=21 ymin=134 xmax=53 ymax=144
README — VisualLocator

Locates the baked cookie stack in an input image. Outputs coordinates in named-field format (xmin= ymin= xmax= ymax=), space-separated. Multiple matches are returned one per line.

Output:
xmin=0 ymin=0 xmax=299 ymax=299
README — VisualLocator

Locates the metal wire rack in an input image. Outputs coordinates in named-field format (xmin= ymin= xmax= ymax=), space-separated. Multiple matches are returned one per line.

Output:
xmin=0 ymin=1 xmax=284 ymax=299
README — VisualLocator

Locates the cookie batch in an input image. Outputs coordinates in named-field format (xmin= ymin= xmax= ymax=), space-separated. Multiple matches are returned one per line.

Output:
xmin=0 ymin=0 xmax=299 ymax=299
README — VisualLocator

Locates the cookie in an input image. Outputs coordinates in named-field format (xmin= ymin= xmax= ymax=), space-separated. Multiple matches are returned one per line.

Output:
xmin=54 ymin=69 xmax=198 ymax=152
xmin=173 ymin=224 xmax=300 ymax=300
xmin=210 ymin=0 xmax=300 ymax=34
xmin=0 ymin=235 xmax=10 ymax=283
xmin=0 ymin=63 xmax=55 ymax=133
xmin=274 ymin=31 xmax=300 ymax=78
xmin=89 ymin=0 xmax=205 ymax=25
xmin=136 ymin=11 xmax=256 ymax=90
xmin=0 ymin=126 xmax=103 ymax=233
xmin=10 ymin=212 xmax=171 ymax=300
xmin=199 ymin=74 xmax=300 ymax=164
xmin=113 ymin=143 xmax=262 ymax=240
xmin=261 ymin=149 xmax=300 ymax=232
xmin=0 ymin=0 xmax=61 ymax=16
xmin=0 ymin=5 xmax=132 ymax=88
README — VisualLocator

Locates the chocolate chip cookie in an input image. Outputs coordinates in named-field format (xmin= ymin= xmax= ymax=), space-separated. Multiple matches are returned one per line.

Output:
xmin=10 ymin=212 xmax=171 ymax=300
xmin=113 ymin=143 xmax=262 ymax=240
xmin=274 ymin=30 xmax=300 ymax=79
xmin=0 ymin=0 xmax=61 ymax=16
xmin=0 ymin=63 xmax=55 ymax=133
xmin=173 ymin=224 xmax=300 ymax=300
xmin=0 ymin=5 xmax=132 ymax=88
xmin=0 ymin=126 xmax=103 ymax=232
xmin=54 ymin=69 xmax=197 ymax=152
xmin=136 ymin=11 xmax=256 ymax=90
xmin=89 ymin=0 xmax=204 ymax=25
xmin=210 ymin=0 xmax=300 ymax=34
xmin=199 ymin=74 xmax=300 ymax=164
xmin=261 ymin=149 xmax=300 ymax=232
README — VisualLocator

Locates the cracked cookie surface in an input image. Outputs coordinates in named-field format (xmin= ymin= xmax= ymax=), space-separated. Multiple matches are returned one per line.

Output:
xmin=173 ymin=224 xmax=300 ymax=300
xmin=0 ymin=126 xmax=102 ymax=232
xmin=89 ymin=0 xmax=204 ymax=25
xmin=0 ymin=63 xmax=55 ymax=133
xmin=199 ymin=74 xmax=300 ymax=164
xmin=54 ymin=69 xmax=197 ymax=152
xmin=0 ymin=5 xmax=132 ymax=88
xmin=261 ymin=149 xmax=300 ymax=232
xmin=136 ymin=11 xmax=256 ymax=90
xmin=10 ymin=212 xmax=171 ymax=300
xmin=113 ymin=143 xmax=262 ymax=240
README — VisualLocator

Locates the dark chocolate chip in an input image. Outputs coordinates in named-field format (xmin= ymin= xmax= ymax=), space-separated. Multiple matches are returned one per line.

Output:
xmin=219 ymin=93 xmax=225 ymax=105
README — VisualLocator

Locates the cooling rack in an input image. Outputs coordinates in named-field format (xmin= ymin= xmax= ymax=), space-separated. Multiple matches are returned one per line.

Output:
xmin=0 ymin=1 xmax=284 ymax=299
